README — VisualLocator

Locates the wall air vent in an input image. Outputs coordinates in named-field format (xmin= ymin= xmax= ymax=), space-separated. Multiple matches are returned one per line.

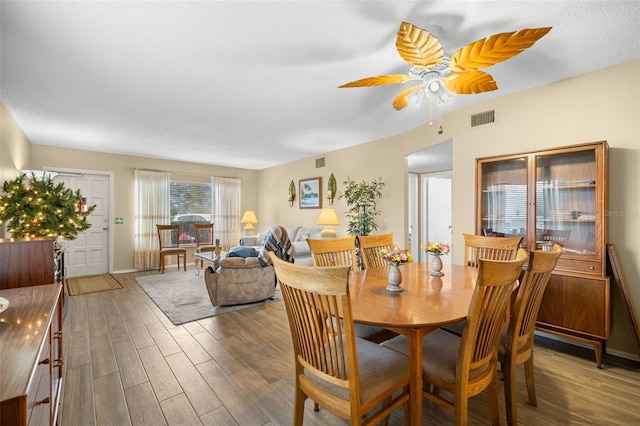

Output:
xmin=470 ymin=109 xmax=496 ymax=128
xmin=316 ymin=157 xmax=325 ymax=168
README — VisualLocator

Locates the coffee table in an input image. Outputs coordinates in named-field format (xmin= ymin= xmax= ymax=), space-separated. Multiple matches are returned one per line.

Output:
xmin=193 ymin=250 xmax=226 ymax=275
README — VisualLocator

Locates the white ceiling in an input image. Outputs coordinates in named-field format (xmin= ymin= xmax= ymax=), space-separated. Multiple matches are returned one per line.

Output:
xmin=2 ymin=1 xmax=639 ymax=170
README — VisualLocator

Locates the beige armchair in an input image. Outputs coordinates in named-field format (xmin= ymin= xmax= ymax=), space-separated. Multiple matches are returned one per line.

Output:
xmin=204 ymin=257 xmax=275 ymax=306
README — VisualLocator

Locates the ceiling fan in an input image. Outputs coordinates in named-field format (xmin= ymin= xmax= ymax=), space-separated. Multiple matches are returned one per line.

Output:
xmin=339 ymin=22 xmax=552 ymax=111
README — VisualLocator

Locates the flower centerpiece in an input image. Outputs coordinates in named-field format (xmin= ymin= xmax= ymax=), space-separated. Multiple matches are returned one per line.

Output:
xmin=379 ymin=245 xmax=413 ymax=292
xmin=422 ymin=240 xmax=450 ymax=277
xmin=379 ymin=245 xmax=413 ymax=266
xmin=423 ymin=240 xmax=451 ymax=257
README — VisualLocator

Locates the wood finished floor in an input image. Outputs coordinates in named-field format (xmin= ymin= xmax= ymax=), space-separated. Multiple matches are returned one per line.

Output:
xmin=59 ymin=267 xmax=640 ymax=425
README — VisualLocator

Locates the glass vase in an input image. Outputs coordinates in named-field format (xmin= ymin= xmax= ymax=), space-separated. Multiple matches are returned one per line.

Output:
xmin=386 ymin=264 xmax=404 ymax=292
xmin=430 ymin=254 xmax=444 ymax=277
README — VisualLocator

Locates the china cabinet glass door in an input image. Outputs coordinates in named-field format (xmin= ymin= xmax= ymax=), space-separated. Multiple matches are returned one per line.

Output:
xmin=535 ymin=149 xmax=597 ymax=255
xmin=478 ymin=156 xmax=528 ymax=245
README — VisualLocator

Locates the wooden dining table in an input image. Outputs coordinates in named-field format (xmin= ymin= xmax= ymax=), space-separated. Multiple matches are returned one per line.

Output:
xmin=349 ymin=262 xmax=477 ymax=425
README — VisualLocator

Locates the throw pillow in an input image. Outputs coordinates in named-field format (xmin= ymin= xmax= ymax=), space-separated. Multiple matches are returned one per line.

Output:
xmin=227 ymin=246 xmax=257 ymax=258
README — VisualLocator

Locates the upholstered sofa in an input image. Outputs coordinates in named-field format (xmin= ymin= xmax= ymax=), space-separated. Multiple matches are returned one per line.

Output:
xmin=204 ymin=256 xmax=275 ymax=306
xmin=240 ymin=225 xmax=323 ymax=266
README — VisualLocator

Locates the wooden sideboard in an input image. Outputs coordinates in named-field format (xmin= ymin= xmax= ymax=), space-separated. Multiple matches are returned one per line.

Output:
xmin=0 ymin=284 xmax=63 ymax=425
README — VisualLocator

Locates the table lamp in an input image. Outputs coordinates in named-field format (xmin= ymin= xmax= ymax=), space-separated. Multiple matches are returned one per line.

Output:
xmin=241 ymin=210 xmax=258 ymax=235
xmin=316 ymin=207 xmax=340 ymax=238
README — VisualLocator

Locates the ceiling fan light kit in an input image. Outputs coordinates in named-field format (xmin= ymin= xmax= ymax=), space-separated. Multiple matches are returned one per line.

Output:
xmin=339 ymin=21 xmax=552 ymax=125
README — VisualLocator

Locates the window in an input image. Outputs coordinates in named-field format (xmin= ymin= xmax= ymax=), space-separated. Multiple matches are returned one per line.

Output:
xmin=170 ymin=181 xmax=212 ymax=243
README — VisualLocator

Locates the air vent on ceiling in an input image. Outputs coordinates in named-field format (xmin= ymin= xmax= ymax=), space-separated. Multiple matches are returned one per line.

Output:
xmin=470 ymin=109 xmax=496 ymax=128
xmin=316 ymin=157 xmax=325 ymax=168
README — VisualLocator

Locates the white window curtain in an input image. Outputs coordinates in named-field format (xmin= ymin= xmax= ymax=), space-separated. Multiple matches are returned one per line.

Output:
xmin=212 ymin=176 xmax=241 ymax=250
xmin=134 ymin=170 xmax=170 ymax=269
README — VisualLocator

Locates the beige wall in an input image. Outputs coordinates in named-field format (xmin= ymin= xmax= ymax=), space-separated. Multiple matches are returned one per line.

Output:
xmin=28 ymin=145 xmax=259 ymax=272
xmin=259 ymin=59 xmax=640 ymax=356
xmin=2 ymin=59 xmax=639 ymax=355
xmin=0 ymin=103 xmax=32 ymax=238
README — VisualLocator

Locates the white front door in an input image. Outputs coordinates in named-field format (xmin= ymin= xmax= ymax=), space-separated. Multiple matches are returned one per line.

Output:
xmin=54 ymin=173 xmax=110 ymax=277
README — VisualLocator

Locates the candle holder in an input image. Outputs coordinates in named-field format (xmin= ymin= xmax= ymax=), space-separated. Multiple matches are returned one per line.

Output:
xmin=288 ymin=180 xmax=296 ymax=207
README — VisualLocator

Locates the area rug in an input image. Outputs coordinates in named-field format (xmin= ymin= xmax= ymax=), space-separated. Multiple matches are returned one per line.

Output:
xmin=135 ymin=270 xmax=281 ymax=325
xmin=67 ymin=274 xmax=124 ymax=296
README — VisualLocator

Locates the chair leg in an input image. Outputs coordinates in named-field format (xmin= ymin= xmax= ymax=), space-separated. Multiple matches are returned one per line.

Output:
xmin=454 ymin=390 xmax=469 ymax=426
xmin=488 ymin=375 xmax=500 ymax=426
xmin=293 ymin=387 xmax=305 ymax=426
xmin=182 ymin=254 xmax=186 ymax=271
xmin=504 ymin=356 xmax=518 ymax=426
xmin=159 ymin=255 xmax=164 ymax=273
xmin=524 ymin=355 xmax=537 ymax=407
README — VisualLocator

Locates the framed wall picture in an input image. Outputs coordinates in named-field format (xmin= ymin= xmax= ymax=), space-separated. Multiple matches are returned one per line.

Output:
xmin=299 ymin=177 xmax=322 ymax=209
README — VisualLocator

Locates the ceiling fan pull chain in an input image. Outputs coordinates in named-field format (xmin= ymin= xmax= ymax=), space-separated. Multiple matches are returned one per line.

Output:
xmin=428 ymin=97 xmax=433 ymax=126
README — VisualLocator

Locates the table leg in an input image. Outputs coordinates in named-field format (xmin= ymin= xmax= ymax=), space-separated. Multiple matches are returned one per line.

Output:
xmin=407 ymin=328 xmax=423 ymax=426
xmin=194 ymin=257 xmax=201 ymax=275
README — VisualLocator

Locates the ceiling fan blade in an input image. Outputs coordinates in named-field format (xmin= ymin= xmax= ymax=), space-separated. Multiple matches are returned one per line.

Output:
xmin=449 ymin=27 xmax=552 ymax=71
xmin=393 ymin=84 xmax=426 ymax=110
xmin=396 ymin=21 xmax=444 ymax=68
xmin=338 ymin=74 xmax=413 ymax=88
xmin=444 ymin=70 xmax=497 ymax=94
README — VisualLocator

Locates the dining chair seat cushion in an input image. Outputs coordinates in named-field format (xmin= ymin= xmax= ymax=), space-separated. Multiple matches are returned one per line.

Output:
xmin=440 ymin=320 xmax=465 ymax=337
xmin=305 ymin=336 xmax=409 ymax=403
xmin=160 ymin=247 xmax=186 ymax=255
xmin=353 ymin=324 xmax=395 ymax=343
xmin=197 ymin=244 xmax=216 ymax=253
xmin=383 ymin=329 xmax=488 ymax=383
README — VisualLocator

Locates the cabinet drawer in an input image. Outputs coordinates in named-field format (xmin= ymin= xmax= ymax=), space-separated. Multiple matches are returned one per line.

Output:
xmin=27 ymin=342 xmax=51 ymax=425
xmin=554 ymin=257 xmax=602 ymax=275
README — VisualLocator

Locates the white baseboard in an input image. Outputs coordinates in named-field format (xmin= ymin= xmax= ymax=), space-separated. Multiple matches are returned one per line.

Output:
xmin=112 ymin=268 xmax=140 ymax=274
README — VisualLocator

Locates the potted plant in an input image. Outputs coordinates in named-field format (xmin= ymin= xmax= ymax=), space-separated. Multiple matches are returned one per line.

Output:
xmin=0 ymin=173 xmax=95 ymax=240
xmin=339 ymin=177 xmax=385 ymax=236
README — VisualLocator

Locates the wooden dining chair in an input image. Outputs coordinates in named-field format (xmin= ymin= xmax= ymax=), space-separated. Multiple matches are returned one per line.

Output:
xmin=463 ymin=233 xmax=523 ymax=268
xmin=270 ymin=255 xmax=411 ymax=426
xmin=383 ymin=251 xmax=528 ymax=426
xmin=500 ymin=243 xmax=563 ymax=426
xmin=156 ymin=224 xmax=187 ymax=273
xmin=441 ymin=234 xmax=524 ymax=336
xmin=357 ymin=232 xmax=394 ymax=269
xmin=307 ymin=236 xmax=394 ymax=344
xmin=194 ymin=223 xmax=215 ymax=267
xmin=306 ymin=236 xmax=358 ymax=268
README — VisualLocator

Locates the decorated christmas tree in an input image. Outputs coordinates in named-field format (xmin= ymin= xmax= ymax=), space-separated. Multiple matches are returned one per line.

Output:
xmin=0 ymin=173 xmax=96 ymax=239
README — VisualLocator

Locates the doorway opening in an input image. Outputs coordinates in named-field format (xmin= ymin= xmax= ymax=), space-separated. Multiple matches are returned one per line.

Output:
xmin=407 ymin=140 xmax=452 ymax=263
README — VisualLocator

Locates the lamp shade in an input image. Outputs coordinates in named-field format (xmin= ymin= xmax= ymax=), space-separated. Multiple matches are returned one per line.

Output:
xmin=241 ymin=210 xmax=258 ymax=234
xmin=316 ymin=208 xmax=340 ymax=226
xmin=316 ymin=207 xmax=340 ymax=238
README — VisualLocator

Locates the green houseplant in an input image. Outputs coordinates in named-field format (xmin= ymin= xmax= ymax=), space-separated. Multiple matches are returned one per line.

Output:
xmin=0 ymin=173 xmax=95 ymax=240
xmin=339 ymin=177 xmax=385 ymax=236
